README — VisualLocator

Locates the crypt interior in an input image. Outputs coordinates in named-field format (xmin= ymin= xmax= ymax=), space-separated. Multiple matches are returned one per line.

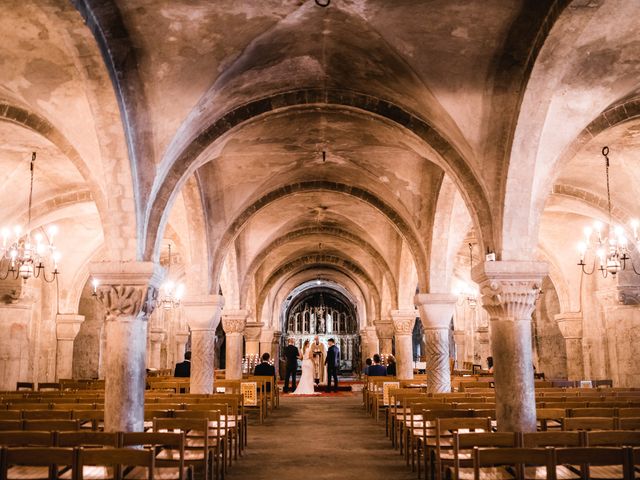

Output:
xmin=1 ymin=0 xmax=640 ymax=477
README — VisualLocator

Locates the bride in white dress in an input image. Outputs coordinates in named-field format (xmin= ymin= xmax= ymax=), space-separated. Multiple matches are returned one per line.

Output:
xmin=292 ymin=340 xmax=318 ymax=395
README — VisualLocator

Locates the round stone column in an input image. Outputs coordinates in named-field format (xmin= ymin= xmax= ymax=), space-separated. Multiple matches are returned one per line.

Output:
xmin=147 ymin=328 xmax=165 ymax=370
xmin=55 ymin=314 xmax=84 ymax=380
xmin=90 ymin=261 xmax=163 ymax=432
xmin=183 ymin=295 xmax=225 ymax=394
xmin=375 ymin=321 xmax=394 ymax=356
xmin=555 ymin=312 xmax=584 ymax=381
xmin=391 ymin=310 xmax=417 ymax=380
xmin=453 ymin=330 xmax=467 ymax=369
xmin=222 ymin=310 xmax=249 ymax=380
xmin=361 ymin=326 xmax=379 ymax=362
xmin=415 ymin=293 xmax=456 ymax=393
xmin=472 ymin=261 xmax=548 ymax=433
xmin=259 ymin=329 xmax=274 ymax=357
xmin=244 ymin=322 xmax=263 ymax=356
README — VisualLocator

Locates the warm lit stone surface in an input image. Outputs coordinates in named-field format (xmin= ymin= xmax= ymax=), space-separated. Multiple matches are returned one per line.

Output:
xmin=227 ymin=395 xmax=415 ymax=480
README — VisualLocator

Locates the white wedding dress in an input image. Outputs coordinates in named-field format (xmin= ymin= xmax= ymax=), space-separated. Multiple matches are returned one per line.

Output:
xmin=292 ymin=347 xmax=318 ymax=395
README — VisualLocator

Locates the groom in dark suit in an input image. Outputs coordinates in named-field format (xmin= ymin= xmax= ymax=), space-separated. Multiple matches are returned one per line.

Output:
xmin=325 ymin=338 xmax=340 ymax=392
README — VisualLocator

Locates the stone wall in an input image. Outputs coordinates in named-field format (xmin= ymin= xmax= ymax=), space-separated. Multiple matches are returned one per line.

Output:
xmin=532 ymin=277 xmax=567 ymax=380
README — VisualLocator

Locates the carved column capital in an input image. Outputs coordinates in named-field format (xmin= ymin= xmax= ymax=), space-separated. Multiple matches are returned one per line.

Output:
xmin=89 ymin=261 xmax=164 ymax=320
xmin=244 ymin=322 xmax=264 ymax=341
xmin=183 ymin=294 xmax=225 ymax=331
xmin=375 ymin=321 xmax=394 ymax=339
xmin=391 ymin=309 xmax=418 ymax=336
xmin=55 ymin=314 xmax=84 ymax=340
xmin=222 ymin=309 xmax=249 ymax=335
xmin=415 ymin=293 xmax=457 ymax=329
xmin=471 ymin=261 xmax=548 ymax=320
xmin=554 ymin=312 xmax=583 ymax=339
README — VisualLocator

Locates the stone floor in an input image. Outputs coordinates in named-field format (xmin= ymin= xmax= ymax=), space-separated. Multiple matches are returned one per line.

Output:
xmin=228 ymin=393 xmax=416 ymax=480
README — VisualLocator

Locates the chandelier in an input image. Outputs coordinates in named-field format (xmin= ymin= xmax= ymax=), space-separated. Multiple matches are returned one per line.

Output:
xmin=157 ymin=243 xmax=185 ymax=310
xmin=0 ymin=152 xmax=60 ymax=282
xmin=577 ymin=147 xmax=640 ymax=277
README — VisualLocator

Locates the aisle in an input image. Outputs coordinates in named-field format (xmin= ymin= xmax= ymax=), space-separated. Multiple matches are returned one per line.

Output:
xmin=228 ymin=394 xmax=415 ymax=480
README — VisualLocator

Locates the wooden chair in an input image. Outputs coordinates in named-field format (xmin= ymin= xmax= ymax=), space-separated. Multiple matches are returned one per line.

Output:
xmin=0 ymin=421 xmax=24 ymax=431
xmin=172 ymin=410 xmax=226 ymax=474
xmin=0 ymin=411 xmax=21 ymax=420
xmin=618 ymin=417 xmax=640 ymax=430
xmin=586 ymin=430 xmax=640 ymax=447
xmin=187 ymin=401 xmax=241 ymax=461
xmin=521 ymin=431 xmax=584 ymax=447
xmin=72 ymin=410 xmax=105 ymax=431
xmin=434 ymin=417 xmax=492 ymax=480
xmin=563 ymin=417 xmax=617 ymax=431
xmin=554 ymin=446 xmax=632 ymax=480
xmin=22 ymin=409 xmax=73 ymax=420
xmin=23 ymin=419 xmax=80 ymax=431
xmin=37 ymin=382 xmax=61 ymax=392
xmin=0 ymin=430 xmax=54 ymax=446
xmin=1 ymin=446 xmax=76 ymax=480
xmin=153 ymin=417 xmax=213 ymax=480
xmin=76 ymin=447 xmax=156 ymax=479
xmin=568 ymin=407 xmax=617 ymax=417
xmin=472 ymin=447 xmax=554 ymax=480
xmin=121 ymin=432 xmax=187 ymax=480
xmin=57 ymin=431 xmax=119 ymax=449
xmin=450 ymin=432 xmax=517 ymax=480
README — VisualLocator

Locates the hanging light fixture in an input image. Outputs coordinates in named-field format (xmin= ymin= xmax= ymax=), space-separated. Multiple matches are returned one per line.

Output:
xmin=577 ymin=147 xmax=640 ymax=277
xmin=0 ymin=152 xmax=60 ymax=282
xmin=157 ymin=243 xmax=185 ymax=310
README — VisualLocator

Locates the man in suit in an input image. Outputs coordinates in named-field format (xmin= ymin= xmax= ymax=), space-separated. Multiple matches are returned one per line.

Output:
xmin=283 ymin=338 xmax=300 ymax=393
xmin=325 ymin=338 xmax=340 ymax=392
xmin=174 ymin=351 xmax=191 ymax=377
xmin=253 ymin=352 xmax=276 ymax=392
xmin=367 ymin=354 xmax=387 ymax=376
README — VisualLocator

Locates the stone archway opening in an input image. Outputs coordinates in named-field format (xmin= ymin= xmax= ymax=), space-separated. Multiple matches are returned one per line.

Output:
xmin=281 ymin=282 xmax=361 ymax=373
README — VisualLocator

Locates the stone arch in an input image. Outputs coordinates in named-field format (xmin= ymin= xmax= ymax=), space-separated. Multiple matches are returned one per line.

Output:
xmin=211 ymin=180 xmax=427 ymax=292
xmin=255 ymin=253 xmax=381 ymax=328
xmin=0 ymin=103 xmax=107 ymax=228
xmin=71 ymin=0 xmax=155 ymax=236
xmin=238 ymin=226 xmax=398 ymax=308
xmin=143 ymin=90 xmax=496 ymax=266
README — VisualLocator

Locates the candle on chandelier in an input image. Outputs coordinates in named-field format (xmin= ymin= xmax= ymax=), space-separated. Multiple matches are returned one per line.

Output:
xmin=578 ymin=242 xmax=587 ymax=261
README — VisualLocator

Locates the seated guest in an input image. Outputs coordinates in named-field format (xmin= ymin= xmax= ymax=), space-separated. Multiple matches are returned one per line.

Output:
xmin=386 ymin=355 xmax=397 ymax=376
xmin=254 ymin=352 xmax=276 ymax=392
xmin=367 ymin=354 xmax=387 ymax=376
xmin=487 ymin=356 xmax=494 ymax=374
xmin=174 ymin=351 xmax=191 ymax=377
xmin=363 ymin=358 xmax=373 ymax=376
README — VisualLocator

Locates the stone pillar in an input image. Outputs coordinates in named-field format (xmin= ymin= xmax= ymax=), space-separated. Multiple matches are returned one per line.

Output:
xmin=472 ymin=261 xmax=547 ymax=433
xmin=554 ymin=312 xmax=584 ymax=381
xmin=375 ymin=321 xmax=394 ymax=355
xmin=259 ymin=329 xmax=275 ymax=357
xmin=271 ymin=331 xmax=282 ymax=378
xmin=415 ymin=293 xmax=456 ymax=393
xmin=174 ymin=331 xmax=189 ymax=365
xmin=89 ymin=261 xmax=163 ymax=432
xmin=244 ymin=322 xmax=263 ymax=356
xmin=361 ymin=326 xmax=379 ymax=362
xmin=391 ymin=310 xmax=417 ymax=380
xmin=183 ymin=295 xmax=224 ymax=394
xmin=55 ymin=314 xmax=84 ymax=380
xmin=453 ymin=330 xmax=467 ymax=368
xmin=222 ymin=309 xmax=248 ymax=380
xmin=147 ymin=328 xmax=165 ymax=370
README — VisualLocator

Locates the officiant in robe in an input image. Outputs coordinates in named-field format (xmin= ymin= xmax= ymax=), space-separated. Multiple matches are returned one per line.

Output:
xmin=309 ymin=335 xmax=326 ymax=385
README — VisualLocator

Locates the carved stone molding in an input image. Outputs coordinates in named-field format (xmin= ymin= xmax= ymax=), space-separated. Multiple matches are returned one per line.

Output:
xmin=222 ymin=309 xmax=249 ymax=335
xmin=391 ymin=309 xmax=418 ymax=336
xmin=89 ymin=261 xmax=163 ymax=320
xmin=471 ymin=261 xmax=548 ymax=320
xmin=55 ymin=314 xmax=84 ymax=341
xmin=244 ymin=322 xmax=264 ymax=341
xmin=375 ymin=321 xmax=394 ymax=339
xmin=554 ymin=312 xmax=583 ymax=339
xmin=415 ymin=293 xmax=457 ymax=330
xmin=183 ymin=294 xmax=225 ymax=331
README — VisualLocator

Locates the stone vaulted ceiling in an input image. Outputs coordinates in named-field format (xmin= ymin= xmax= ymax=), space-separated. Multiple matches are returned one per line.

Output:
xmin=1 ymin=0 xmax=639 ymax=326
